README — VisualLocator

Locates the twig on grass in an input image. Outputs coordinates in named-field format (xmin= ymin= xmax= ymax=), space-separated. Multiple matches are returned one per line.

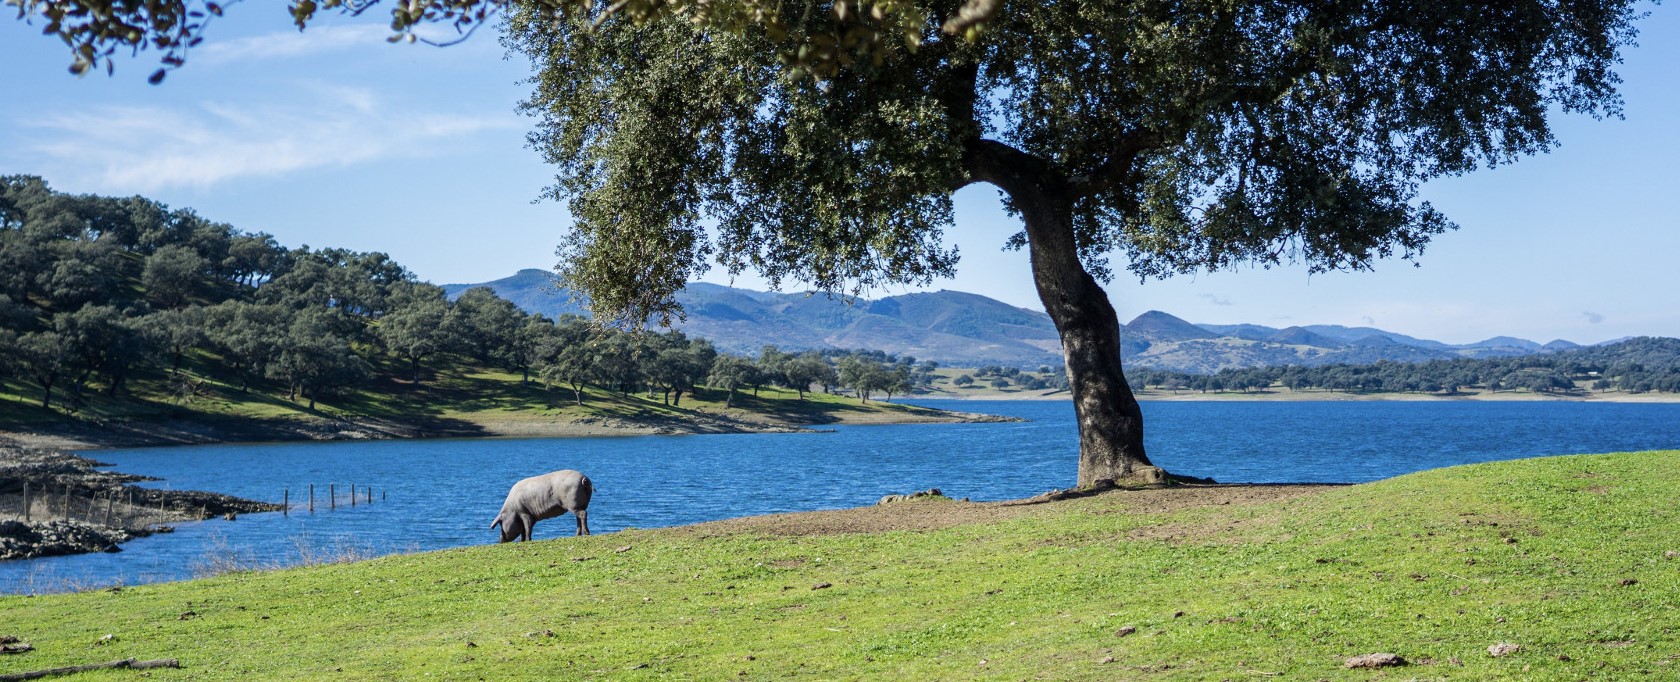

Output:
xmin=0 ymin=657 xmax=179 ymax=681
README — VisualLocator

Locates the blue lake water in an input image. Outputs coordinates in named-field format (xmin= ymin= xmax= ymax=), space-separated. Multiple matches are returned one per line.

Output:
xmin=6 ymin=398 xmax=1680 ymax=594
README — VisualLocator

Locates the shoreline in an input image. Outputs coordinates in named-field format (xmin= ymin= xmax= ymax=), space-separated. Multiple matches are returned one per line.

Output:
xmin=0 ymin=403 xmax=1022 ymax=453
xmin=0 ymin=403 xmax=1014 ymax=562
xmin=915 ymin=388 xmax=1680 ymax=403
xmin=0 ymin=439 xmax=283 ymax=562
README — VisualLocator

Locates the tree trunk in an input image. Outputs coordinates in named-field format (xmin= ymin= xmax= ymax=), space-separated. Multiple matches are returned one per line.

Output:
xmin=725 ymin=388 xmax=735 ymax=408
xmin=975 ymin=142 xmax=1160 ymax=489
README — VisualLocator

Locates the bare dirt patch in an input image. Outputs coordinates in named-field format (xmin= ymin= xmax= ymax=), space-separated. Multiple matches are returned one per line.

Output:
xmin=676 ymin=484 xmax=1341 ymax=538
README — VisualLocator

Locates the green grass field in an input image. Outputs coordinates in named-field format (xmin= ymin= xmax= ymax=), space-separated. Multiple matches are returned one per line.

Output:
xmin=0 ymin=361 xmax=953 ymax=439
xmin=3 ymin=451 xmax=1676 ymax=679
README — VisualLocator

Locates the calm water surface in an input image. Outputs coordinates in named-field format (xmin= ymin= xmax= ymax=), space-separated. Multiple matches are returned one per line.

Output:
xmin=6 ymin=399 xmax=1680 ymax=593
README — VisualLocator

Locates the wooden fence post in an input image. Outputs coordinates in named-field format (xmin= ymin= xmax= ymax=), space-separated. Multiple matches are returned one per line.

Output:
xmin=350 ymin=482 xmax=356 ymax=507
xmin=104 ymin=494 xmax=115 ymax=527
xmin=330 ymin=483 xmax=335 ymax=510
xmin=309 ymin=484 xmax=315 ymax=512
xmin=21 ymin=482 xmax=29 ymax=522
xmin=283 ymin=488 xmax=290 ymax=517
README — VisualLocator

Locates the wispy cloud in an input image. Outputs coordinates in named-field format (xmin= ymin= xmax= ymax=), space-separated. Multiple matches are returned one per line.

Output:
xmin=1198 ymin=293 xmax=1233 ymax=306
xmin=197 ymin=24 xmax=393 ymax=66
xmin=15 ymin=85 xmax=516 ymax=191
xmin=1361 ymin=316 xmax=1376 ymax=325
xmin=1582 ymin=311 xmax=1605 ymax=324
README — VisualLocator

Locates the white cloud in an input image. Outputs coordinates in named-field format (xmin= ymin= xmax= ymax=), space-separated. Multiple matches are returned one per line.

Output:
xmin=1198 ymin=293 xmax=1234 ymax=306
xmin=15 ymin=85 xmax=516 ymax=191
xmin=1582 ymin=311 xmax=1605 ymax=324
xmin=196 ymin=24 xmax=393 ymax=66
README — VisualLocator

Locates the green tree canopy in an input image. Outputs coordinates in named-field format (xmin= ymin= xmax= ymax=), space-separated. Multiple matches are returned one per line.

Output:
xmin=142 ymin=244 xmax=210 ymax=309
xmin=377 ymin=282 xmax=452 ymax=383
xmin=706 ymin=354 xmax=758 ymax=407
xmin=11 ymin=0 xmax=976 ymax=83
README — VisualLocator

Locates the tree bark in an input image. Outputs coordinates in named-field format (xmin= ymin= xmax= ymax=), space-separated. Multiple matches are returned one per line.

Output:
xmin=964 ymin=139 xmax=1161 ymax=488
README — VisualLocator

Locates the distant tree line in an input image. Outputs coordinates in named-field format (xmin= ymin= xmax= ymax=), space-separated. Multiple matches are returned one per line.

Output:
xmin=1124 ymin=337 xmax=1680 ymax=395
xmin=951 ymin=364 xmax=1069 ymax=392
xmin=0 ymin=176 xmax=939 ymax=414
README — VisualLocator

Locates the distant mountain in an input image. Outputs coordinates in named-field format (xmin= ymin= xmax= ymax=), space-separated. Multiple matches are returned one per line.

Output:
xmin=1195 ymin=323 xmax=1279 ymax=341
xmin=444 ymin=270 xmax=1581 ymax=372
xmin=1298 ymin=325 xmax=1454 ymax=350
xmin=1267 ymin=326 xmax=1344 ymax=348
xmin=1464 ymin=336 xmax=1543 ymax=352
xmin=444 ymin=271 xmax=1062 ymax=366
xmin=1128 ymin=310 xmax=1220 ymax=343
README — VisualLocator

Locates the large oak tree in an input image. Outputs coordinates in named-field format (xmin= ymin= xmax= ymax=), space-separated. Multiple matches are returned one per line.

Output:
xmin=507 ymin=0 xmax=1643 ymax=486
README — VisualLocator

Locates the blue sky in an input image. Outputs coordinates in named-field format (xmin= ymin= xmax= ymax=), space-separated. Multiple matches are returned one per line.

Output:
xmin=3 ymin=4 xmax=1676 ymax=346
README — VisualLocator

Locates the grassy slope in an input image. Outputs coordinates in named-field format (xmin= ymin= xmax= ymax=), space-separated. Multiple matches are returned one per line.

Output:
xmin=0 ymin=361 xmax=953 ymax=438
xmin=3 ymin=451 xmax=1677 ymax=679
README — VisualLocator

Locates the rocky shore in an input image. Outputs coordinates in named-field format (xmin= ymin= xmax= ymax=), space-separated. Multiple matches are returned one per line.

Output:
xmin=0 ymin=438 xmax=281 ymax=561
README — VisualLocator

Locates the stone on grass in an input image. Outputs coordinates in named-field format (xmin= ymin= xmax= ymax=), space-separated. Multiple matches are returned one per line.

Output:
xmin=1344 ymin=653 xmax=1406 ymax=669
xmin=1488 ymin=643 xmax=1521 ymax=657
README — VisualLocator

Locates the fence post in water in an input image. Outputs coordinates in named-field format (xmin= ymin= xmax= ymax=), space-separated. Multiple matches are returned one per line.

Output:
xmin=381 ymin=489 xmax=386 ymax=502
xmin=309 ymin=484 xmax=315 ymax=512
xmin=283 ymin=488 xmax=290 ymax=517
xmin=330 ymin=483 xmax=336 ymax=510
xmin=350 ymin=482 xmax=356 ymax=507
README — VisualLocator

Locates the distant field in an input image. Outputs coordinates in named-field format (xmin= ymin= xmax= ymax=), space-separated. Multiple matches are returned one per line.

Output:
xmin=919 ymin=367 xmax=1680 ymax=402
xmin=0 ymin=365 xmax=971 ymax=447
xmin=2 ymin=451 xmax=1675 ymax=679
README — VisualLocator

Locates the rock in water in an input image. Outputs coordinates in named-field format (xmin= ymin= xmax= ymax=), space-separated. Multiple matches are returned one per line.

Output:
xmin=876 ymin=488 xmax=945 ymax=505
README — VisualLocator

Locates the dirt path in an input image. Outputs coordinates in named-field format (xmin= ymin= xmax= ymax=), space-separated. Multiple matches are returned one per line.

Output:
xmin=677 ymin=484 xmax=1341 ymax=538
